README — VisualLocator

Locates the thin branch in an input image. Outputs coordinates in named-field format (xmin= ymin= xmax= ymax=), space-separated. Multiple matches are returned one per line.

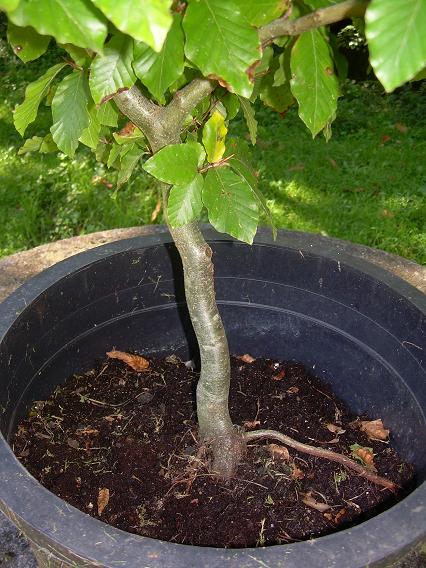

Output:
xmin=259 ymin=0 xmax=369 ymax=45
xmin=244 ymin=429 xmax=397 ymax=491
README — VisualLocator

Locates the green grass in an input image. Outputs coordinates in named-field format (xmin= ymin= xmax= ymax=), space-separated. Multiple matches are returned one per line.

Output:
xmin=0 ymin=44 xmax=425 ymax=263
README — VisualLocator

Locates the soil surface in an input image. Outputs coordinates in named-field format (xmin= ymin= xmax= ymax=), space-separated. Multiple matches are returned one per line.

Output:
xmin=13 ymin=355 xmax=414 ymax=548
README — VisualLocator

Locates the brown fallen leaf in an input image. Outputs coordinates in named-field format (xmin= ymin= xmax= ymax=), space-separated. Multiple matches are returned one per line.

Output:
xmin=325 ymin=423 xmax=346 ymax=435
xmin=244 ymin=420 xmax=261 ymax=430
xmin=66 ymin=438 xmax=79 ymax=449
xmin=291 ymin=464 xmax=305 ymax=480
xmin=324 ymin=507 xmax=347 ymax=524
xmin=286 ymin=386 xmax=299 ymax=394
xmin=75 ymin=428 xmax=99 ymax=436
xmin=302 ymin=491 xmax=331 ymax=512
xmin=381 ymin=208 xmax=395 ymax=219
xmin=237 ymin=353 xmax=256 ymax=363
xmin=98 ymin=488 xmax=110 ymax=516
xmin=106 ymin=350 xmax=149 ymax=371
xmin=359 ymin=419 xmax=390 ymax=441
xmin=350 ymin=444 xmax=377 ymax=471
xmin=381 ymin=134 xmax=391 ymax=144
xmin=272 ymin=369 xmax=286 ymax=381
xmin=268 ymin=443 xmax=290 ymax=462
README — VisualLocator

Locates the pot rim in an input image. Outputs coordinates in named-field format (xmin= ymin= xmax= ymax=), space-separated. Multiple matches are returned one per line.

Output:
xmin=0 ymin=226 xmax=425 ymax=568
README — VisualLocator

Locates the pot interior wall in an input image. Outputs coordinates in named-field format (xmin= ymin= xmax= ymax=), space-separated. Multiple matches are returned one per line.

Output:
xmin=1 ymin=240 xmax=425 ymax=481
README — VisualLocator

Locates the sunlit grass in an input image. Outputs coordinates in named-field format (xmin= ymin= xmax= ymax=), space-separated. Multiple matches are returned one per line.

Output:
xmin=0 ymin=44 xmax=425 ymax=263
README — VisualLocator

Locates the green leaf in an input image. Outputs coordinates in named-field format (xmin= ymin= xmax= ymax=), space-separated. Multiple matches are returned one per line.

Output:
xmin=366 ymin=0 xmax=426 ymax=92
xmin=168 ymin=174 xmax=204 ymax=228
xmin=143 ymin=142 xmax=205 ymax=185
xmin=9 ymin=0 xmax=107 ymax=53
xmin=89 ymin=34 xmax=136 ymax=104
xmin=97 ymin=101 xmax=119 ymax=127
xmin=117 ymin=143 xmax=145 ymax=186
xmin=14 ymin=62 xmax=67 ymax=136
xmin=238 ymin=97 xmax=257 ymax=145
xmin=18 ymin=136 xmax=43 ymax=154
xmin=113 ymin=125 xmax=145 ymax=144
xmin=222 ymin=92 xmax=240 ymax=120
xmin=51 ymin=70 xmax=91 ymax=156
xmin=91 ymin=0 xmax=172 ymax=52
xmin=203 ymin=167 xmax=259 ymax=244
xmin=107 ymin=142 xmax=121 ymax=168
xmin=39 ymin=133 xmax=58 ymax=153
xmin=226 ymin=137 xmax=276 ymax=238
xmin=234 ymin=0 xmax=290 ymax=26
xmin=60 ymin=44 xmax=92 ymax=67
xmin=7 ymin=22 xmax=50 ymax=62
xmin=202 ymin=110 xmax=228 ymax=163
xmin=79 ymin=105 xmax=101 ymax=149
xmin=260 ymin=54 xmax=294 ymax=113
xmin=133 ymin=14 xmax=184 ymax=103
xmin=183 ymin=0 xmax=260 ymax=97
xmin=290 ymin=29 xmax=340 ymax=137
xmin=0 ymin=0 xmax=19 ymax=12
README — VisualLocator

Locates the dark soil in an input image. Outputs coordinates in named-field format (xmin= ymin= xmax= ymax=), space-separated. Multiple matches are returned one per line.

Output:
xmin=13 ymin=354 xmax=414 ymax=548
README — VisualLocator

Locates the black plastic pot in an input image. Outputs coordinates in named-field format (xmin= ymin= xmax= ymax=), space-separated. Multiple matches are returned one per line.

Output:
xmin=0 ymin=226 xmax=425 ymax=568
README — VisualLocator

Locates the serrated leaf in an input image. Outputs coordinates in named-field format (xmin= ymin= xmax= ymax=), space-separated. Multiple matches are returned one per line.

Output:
xmin=107 ymin=142 xmax=121 ymax=168
xmin=91 ymin=0 xmax=172 ymax=52
xmin=238 ymin=97 xmax=257 ymax=145
xmin=202 ymin=110 xmax=227 ymax=163
xmin=366 ymin=0 xmax=426 ymax=92
xmin=14 ymin=63 xmax=67 ymax=136
xmin=117 ymin=143 xmax=145 ymax=186
xmin=133 ymin=14 xmax=184 ymax=103
xmin=89 ymin=34 xmax=136 ymax=104
xmin=7 ymin=22 xmax=50 ymax=63
xmin=0 ymin=0 xmax=19 ymax=11
xmin=79 ymin=105 xmax=101 ymax=149
xmin=97 ymin=101 xmax=119 ymax=127
xmin=234 ymin=0 xmax=290 ymax=26
xmin=168 ymin=174 xmax=204 ymax=228
xmin=143 ymin=142 xmax=205 ymax=185
xmin=183 ymin=0 xmax=260 ymax=97
xmin=18 ymin=136 xmax=43 ymax=154
xmin=9 ymin=0 xmax=107 ymax=53
xmin=51 ymin=70 xmax=91 ymax=156
xmin=290 ymin=29 xmax=340 ymax=137
xmin=226 ymin=137 xmax=276 ymax=238
xmin=203 ymin=167 xmax=259 ymax=244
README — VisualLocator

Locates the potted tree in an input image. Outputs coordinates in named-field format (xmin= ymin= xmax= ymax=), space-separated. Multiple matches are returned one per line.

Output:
xmin=0 ymin=0 xmax=425 ymax=566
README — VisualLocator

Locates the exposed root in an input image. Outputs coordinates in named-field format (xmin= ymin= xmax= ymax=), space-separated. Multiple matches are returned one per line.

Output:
xmin=244 ymin=429 xmax=397 ymax=491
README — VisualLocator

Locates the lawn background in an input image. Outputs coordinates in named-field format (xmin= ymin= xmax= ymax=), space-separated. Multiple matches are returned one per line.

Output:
xmin=0 ymin=40 xmax=425 ymax=264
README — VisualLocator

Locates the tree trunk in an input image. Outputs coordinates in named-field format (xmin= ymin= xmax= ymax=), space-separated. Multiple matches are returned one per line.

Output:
xmin=114 ymin=88 xmax=244 ymax=478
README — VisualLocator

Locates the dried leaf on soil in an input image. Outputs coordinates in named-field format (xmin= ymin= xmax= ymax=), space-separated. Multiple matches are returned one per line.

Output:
xmin=106 ymin=350 xmax=149 ymax=371
xmin=291 ymin=465 xmax=305 ymax=480
xmin=324 ymin=507 xmax=347 ymax=524
xmin=98 ymin=488 xmax=110 ymax=516
xmin=237 ymin=353 xmax=256 ymax=363
xmin=286 ymin=386 xmax=299 ymax=394
xmin=272 ymin=369 xmax=286 ymax=381
xmin=350 ymin=444 xmax=376 ymax=470
xmin=66 ymin=438 xmax=79 ymax=449
xmin=75 ymin=428 xmax=99 ymax=436
xmin=268 ymin=443 xmax=290 ymax=462
xmin=302 ymin=491 xmax=331 ymax=512
xmin=325 ymin=423 xmax=345 ymax=435
xmin=244 ymin=420 xmax=261 ymax=430
xmin=359 ymin=419 xmax=389 ymax=441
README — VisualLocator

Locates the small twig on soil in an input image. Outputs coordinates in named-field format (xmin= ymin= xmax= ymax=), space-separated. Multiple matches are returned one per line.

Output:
xmin=244 ymin=429 xmax=397 ymax=491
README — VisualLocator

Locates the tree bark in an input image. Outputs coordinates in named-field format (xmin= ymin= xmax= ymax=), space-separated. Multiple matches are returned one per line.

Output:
xmin=114 ymin=83 xmax=244 ymax=478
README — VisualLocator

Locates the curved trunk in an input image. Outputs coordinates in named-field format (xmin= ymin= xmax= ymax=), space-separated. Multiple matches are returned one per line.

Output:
xmin=114 ymin=88 xmax=243 ymax=478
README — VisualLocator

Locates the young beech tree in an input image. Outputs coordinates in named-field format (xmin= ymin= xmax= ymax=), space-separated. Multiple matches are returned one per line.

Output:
xmin=2 ymin=0 xmax=425 ymax=482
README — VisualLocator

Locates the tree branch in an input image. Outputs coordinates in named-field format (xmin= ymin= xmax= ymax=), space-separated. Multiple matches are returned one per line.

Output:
xmin=259 ymin=0 xmax=369 ymax=45
xmin=166 ymin=78 xmax=215 ymax=129
xmin=245 ymin=429 xmax=397 ymax=491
